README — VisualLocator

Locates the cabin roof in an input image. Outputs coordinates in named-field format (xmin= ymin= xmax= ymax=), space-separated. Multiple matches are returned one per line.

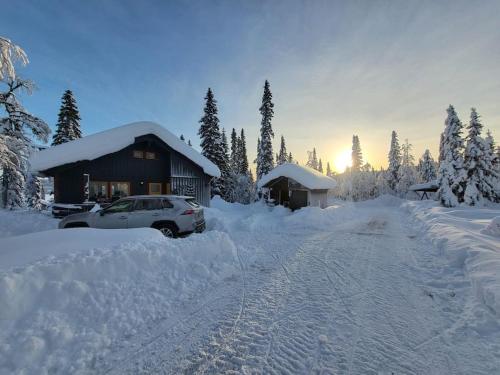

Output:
xmin=258 ymin=163 xmax=337 ymax=190
xmin=29 ymin=121 xmax=221 ymax=177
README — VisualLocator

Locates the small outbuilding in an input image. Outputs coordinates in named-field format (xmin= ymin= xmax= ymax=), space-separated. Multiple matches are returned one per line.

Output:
xmin=29 ymin=122 xmax=220 ymax=206
xmin=258 ymin=163 xmax=336 ymax=209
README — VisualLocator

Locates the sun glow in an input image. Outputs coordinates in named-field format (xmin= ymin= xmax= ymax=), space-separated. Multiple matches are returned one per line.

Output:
xmin=334 ymin=149 xmax=352 ymax=173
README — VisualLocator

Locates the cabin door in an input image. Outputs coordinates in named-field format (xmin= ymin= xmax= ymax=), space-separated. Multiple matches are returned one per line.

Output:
xmin=290 ymin=190 xmax=308 ymax=210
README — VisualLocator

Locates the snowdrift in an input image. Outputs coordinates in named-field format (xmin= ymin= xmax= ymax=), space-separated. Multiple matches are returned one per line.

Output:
xmin=404 ymin=201 xmax=500 ymax=316
xmin=0 ymin=229 xmax=238 ymax=374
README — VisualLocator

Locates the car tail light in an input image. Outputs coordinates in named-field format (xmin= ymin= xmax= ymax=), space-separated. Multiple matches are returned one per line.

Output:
xmin=181 ymin=209 xmax=194 ymax=215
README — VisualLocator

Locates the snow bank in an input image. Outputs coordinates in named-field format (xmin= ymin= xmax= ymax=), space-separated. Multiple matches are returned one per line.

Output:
xmin=0 ymin=229 xmax=238 ymax=374
xmin=0 ymin=209 xmax=58 ymax=238
xmin=404 ymin=201 xmax=500 ymax=316
xmin=257 ymin=163 xmax=336 ymax=190
xmin=0 ymin=228 xmax=163 ymax=271
xmin=29 ymin=121 xmax=220 ymax=177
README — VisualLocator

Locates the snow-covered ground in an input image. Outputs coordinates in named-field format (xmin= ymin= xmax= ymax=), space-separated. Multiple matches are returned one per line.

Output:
xmin=1 ymin=197 xmax=499 ymax=374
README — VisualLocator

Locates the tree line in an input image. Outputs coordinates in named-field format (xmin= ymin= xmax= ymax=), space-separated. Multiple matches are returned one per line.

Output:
xmin=332 ymin=106 xmax=499 ymax=206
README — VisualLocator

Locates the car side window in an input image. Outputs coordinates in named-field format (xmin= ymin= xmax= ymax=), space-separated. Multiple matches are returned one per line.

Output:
xmin=103 ymin=200 xmax=134 ymax=214
xmin=134 ymin=199 xmax=162 ymax=211
xmin=162 ymin=199 xmax=174 ymax=209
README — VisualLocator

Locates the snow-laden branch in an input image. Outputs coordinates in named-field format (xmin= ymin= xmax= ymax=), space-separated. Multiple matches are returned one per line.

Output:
xmin=0 ymin=37 xmax=29 ymax=81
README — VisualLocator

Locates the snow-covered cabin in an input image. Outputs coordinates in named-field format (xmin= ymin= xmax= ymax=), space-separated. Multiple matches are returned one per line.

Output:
xmin=258 ymin=163 xmax=336 ymax=209
xmin=29 ymin=122 xmax=220 ymax=207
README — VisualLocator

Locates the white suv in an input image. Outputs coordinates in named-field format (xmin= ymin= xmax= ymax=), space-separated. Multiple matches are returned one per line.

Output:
xmin=58 ymin=195 xmax=205 ymax=237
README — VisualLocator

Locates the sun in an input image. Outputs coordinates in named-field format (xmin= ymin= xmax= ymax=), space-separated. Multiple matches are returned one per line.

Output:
xmin=334 ymin=149 xmax=352 ymax=173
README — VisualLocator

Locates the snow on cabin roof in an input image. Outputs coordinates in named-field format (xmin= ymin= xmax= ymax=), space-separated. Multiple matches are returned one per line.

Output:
xmin=258 ymin=163 xmax=336 ymax=190
xmin=29 ymin=121 xmax=221 ymax=177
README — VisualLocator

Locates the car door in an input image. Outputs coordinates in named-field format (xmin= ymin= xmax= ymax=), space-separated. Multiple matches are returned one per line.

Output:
xmin=128 ymin=198 xmax=163 ymax=228
xmin=93 ymin=199 xmax=134 ymax=229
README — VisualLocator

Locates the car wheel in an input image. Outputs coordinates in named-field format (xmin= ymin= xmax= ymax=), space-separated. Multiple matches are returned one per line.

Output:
xmin=157 ymin=224 xmax=177 ymax=238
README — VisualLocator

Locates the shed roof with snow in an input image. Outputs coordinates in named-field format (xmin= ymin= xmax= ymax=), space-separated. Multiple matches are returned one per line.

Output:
xmin=30 ymin=121 xmax=220 ymax=177
xmin=258 ymin=163 xmax=336 ymax=190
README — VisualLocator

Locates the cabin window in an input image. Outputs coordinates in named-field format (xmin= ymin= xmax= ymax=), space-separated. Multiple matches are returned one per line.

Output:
xmin=148 ymin=182 xmax=162 ymax=195
xmin=89 ymin=181 xmax=108 ymax=201
xmin=145 ymin=151 xmax=156 ymax=160
xmin=133 ymin=150 xmax=144 ymax=158
xmin=110 ymin=182 xmax=130 ymax=199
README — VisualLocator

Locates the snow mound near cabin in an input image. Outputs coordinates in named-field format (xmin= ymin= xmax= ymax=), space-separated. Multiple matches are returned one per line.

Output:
xmin=404 ymin=201 xmax=500 ymax=316
xmin=0 ymin=229 xmax=238 ymax=374
xmin=0 ymin=209 xmax=58 ymax=239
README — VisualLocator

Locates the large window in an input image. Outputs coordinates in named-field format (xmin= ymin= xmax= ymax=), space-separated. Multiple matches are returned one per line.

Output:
xmin=133 ymin=150 xmax=144 ymax=159
xmin=148 ymin=182 xmax=162 ymax=195
xmin=89 ymin=181 xmax=108 ymax=201
xmin=110 ymin=182 xmax=130 ymax=199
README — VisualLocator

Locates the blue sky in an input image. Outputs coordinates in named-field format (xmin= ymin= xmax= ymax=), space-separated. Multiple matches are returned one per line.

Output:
xmin=2 ymin=0 xmax=500 ymax=170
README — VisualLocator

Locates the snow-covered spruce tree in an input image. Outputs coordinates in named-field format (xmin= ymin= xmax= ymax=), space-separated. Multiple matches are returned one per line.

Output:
xmin=277 ymin=135 xmax=287 ymax=165
xmin=27 ymin=173 xmax=44 ymax=210
xmin=396 ymin=139 xmax=417 ymax=197
xmin=306 ymin=148 xmax=318 ymax=170
xmin=180 ymin=134 xmax=185 ymax=141
xmin=230 ymin=128 xmax=238 ymax=172
xmin=1 ymin=38 xmax=50 ymax=208
xmin=485 ymin=130 xmax=500 ymax=202
xmin=326 ymin=162 xmax=332 ymax=177
xmin=417 ymin=149 xmax=437 ymax=183
xmin=257 ymin=80 xmax=274 ymax=179
xmin=318 ymin=158 xmax=323 ymax=174
xmin=438 ymin=132 xmax=445 ymax=165
xmin=188 ymin=139 xmax=192 ymax=146
xmin=437 ymin=105 xmax=466 ymax=207
xmin=52 ymin=90 xmax=81 ymax=145
xmin=351 ymin=135 xmax=363 ymax=172
xmin=288 ymin=152 xmax=293 ymax=163
xmin=255 ymin=137 xmax=261 ymax=179
xmin=387 ymin=130 xmax=401 ymax=192
xmin=238 ymin=129 xmax=249 ymax=175
xmin=198 ymin=88 xmax=227 ymax=197
xmin=463 ymin=109 xmax=497 ymax=205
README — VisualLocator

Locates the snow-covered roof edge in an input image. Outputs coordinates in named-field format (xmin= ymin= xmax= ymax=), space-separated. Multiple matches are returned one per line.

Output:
xmin=258 ymin=163 xmax=336 ymax=190
xmin=29 ymin=121 xmax=220 ymax=177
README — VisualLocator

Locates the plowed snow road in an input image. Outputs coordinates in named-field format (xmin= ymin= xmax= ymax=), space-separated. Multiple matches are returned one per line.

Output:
xmin=105 ymin=206 xmax=500 ymax=374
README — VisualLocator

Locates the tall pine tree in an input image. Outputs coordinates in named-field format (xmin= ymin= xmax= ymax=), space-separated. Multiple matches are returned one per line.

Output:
xmin=257 ymin=80 xmax=274 ymax=179
xmin=437 ymin=105 xmax=466 ymax=207
xmin=387 ymin=131 xmax=401 ymax=191
xmin=52 ymin=90 xmax=81 ymax=145
xmin=417 ymin=149 xmax=437 ymax=182
xmin=463 ymin=108 xmax=497 ymax=205
xmin=326 ymin=162 xmax=333 ymax=177
xmin=198 ymin=88 xmax=227 ymax=197
xmin=318 ymin=158 xmax=323 ymax=174
xmin=239 ymin=129 xmax=249 ymax=175
xmin=277 ymin=135 xmax=288 ymax=165
xmin=351 ymin=135 xmax=363 ymax=172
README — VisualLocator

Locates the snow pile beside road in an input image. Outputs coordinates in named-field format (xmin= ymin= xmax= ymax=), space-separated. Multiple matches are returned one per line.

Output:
xmin=404 ymin=201 xmax=500 ymax=316
xmin=0 ymin=229 xmax=238 ymax=374
xmin=0 ymin=209 xmax=58 ymax=238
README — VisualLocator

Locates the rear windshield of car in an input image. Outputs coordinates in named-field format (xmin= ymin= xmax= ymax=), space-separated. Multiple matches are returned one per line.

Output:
xmin=185 ymin=198 xmax=201 ymax=208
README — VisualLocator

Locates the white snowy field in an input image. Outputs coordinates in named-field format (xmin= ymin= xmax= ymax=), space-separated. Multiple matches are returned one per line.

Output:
xmin=0 ymin=197 xmax=499 ymax=374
